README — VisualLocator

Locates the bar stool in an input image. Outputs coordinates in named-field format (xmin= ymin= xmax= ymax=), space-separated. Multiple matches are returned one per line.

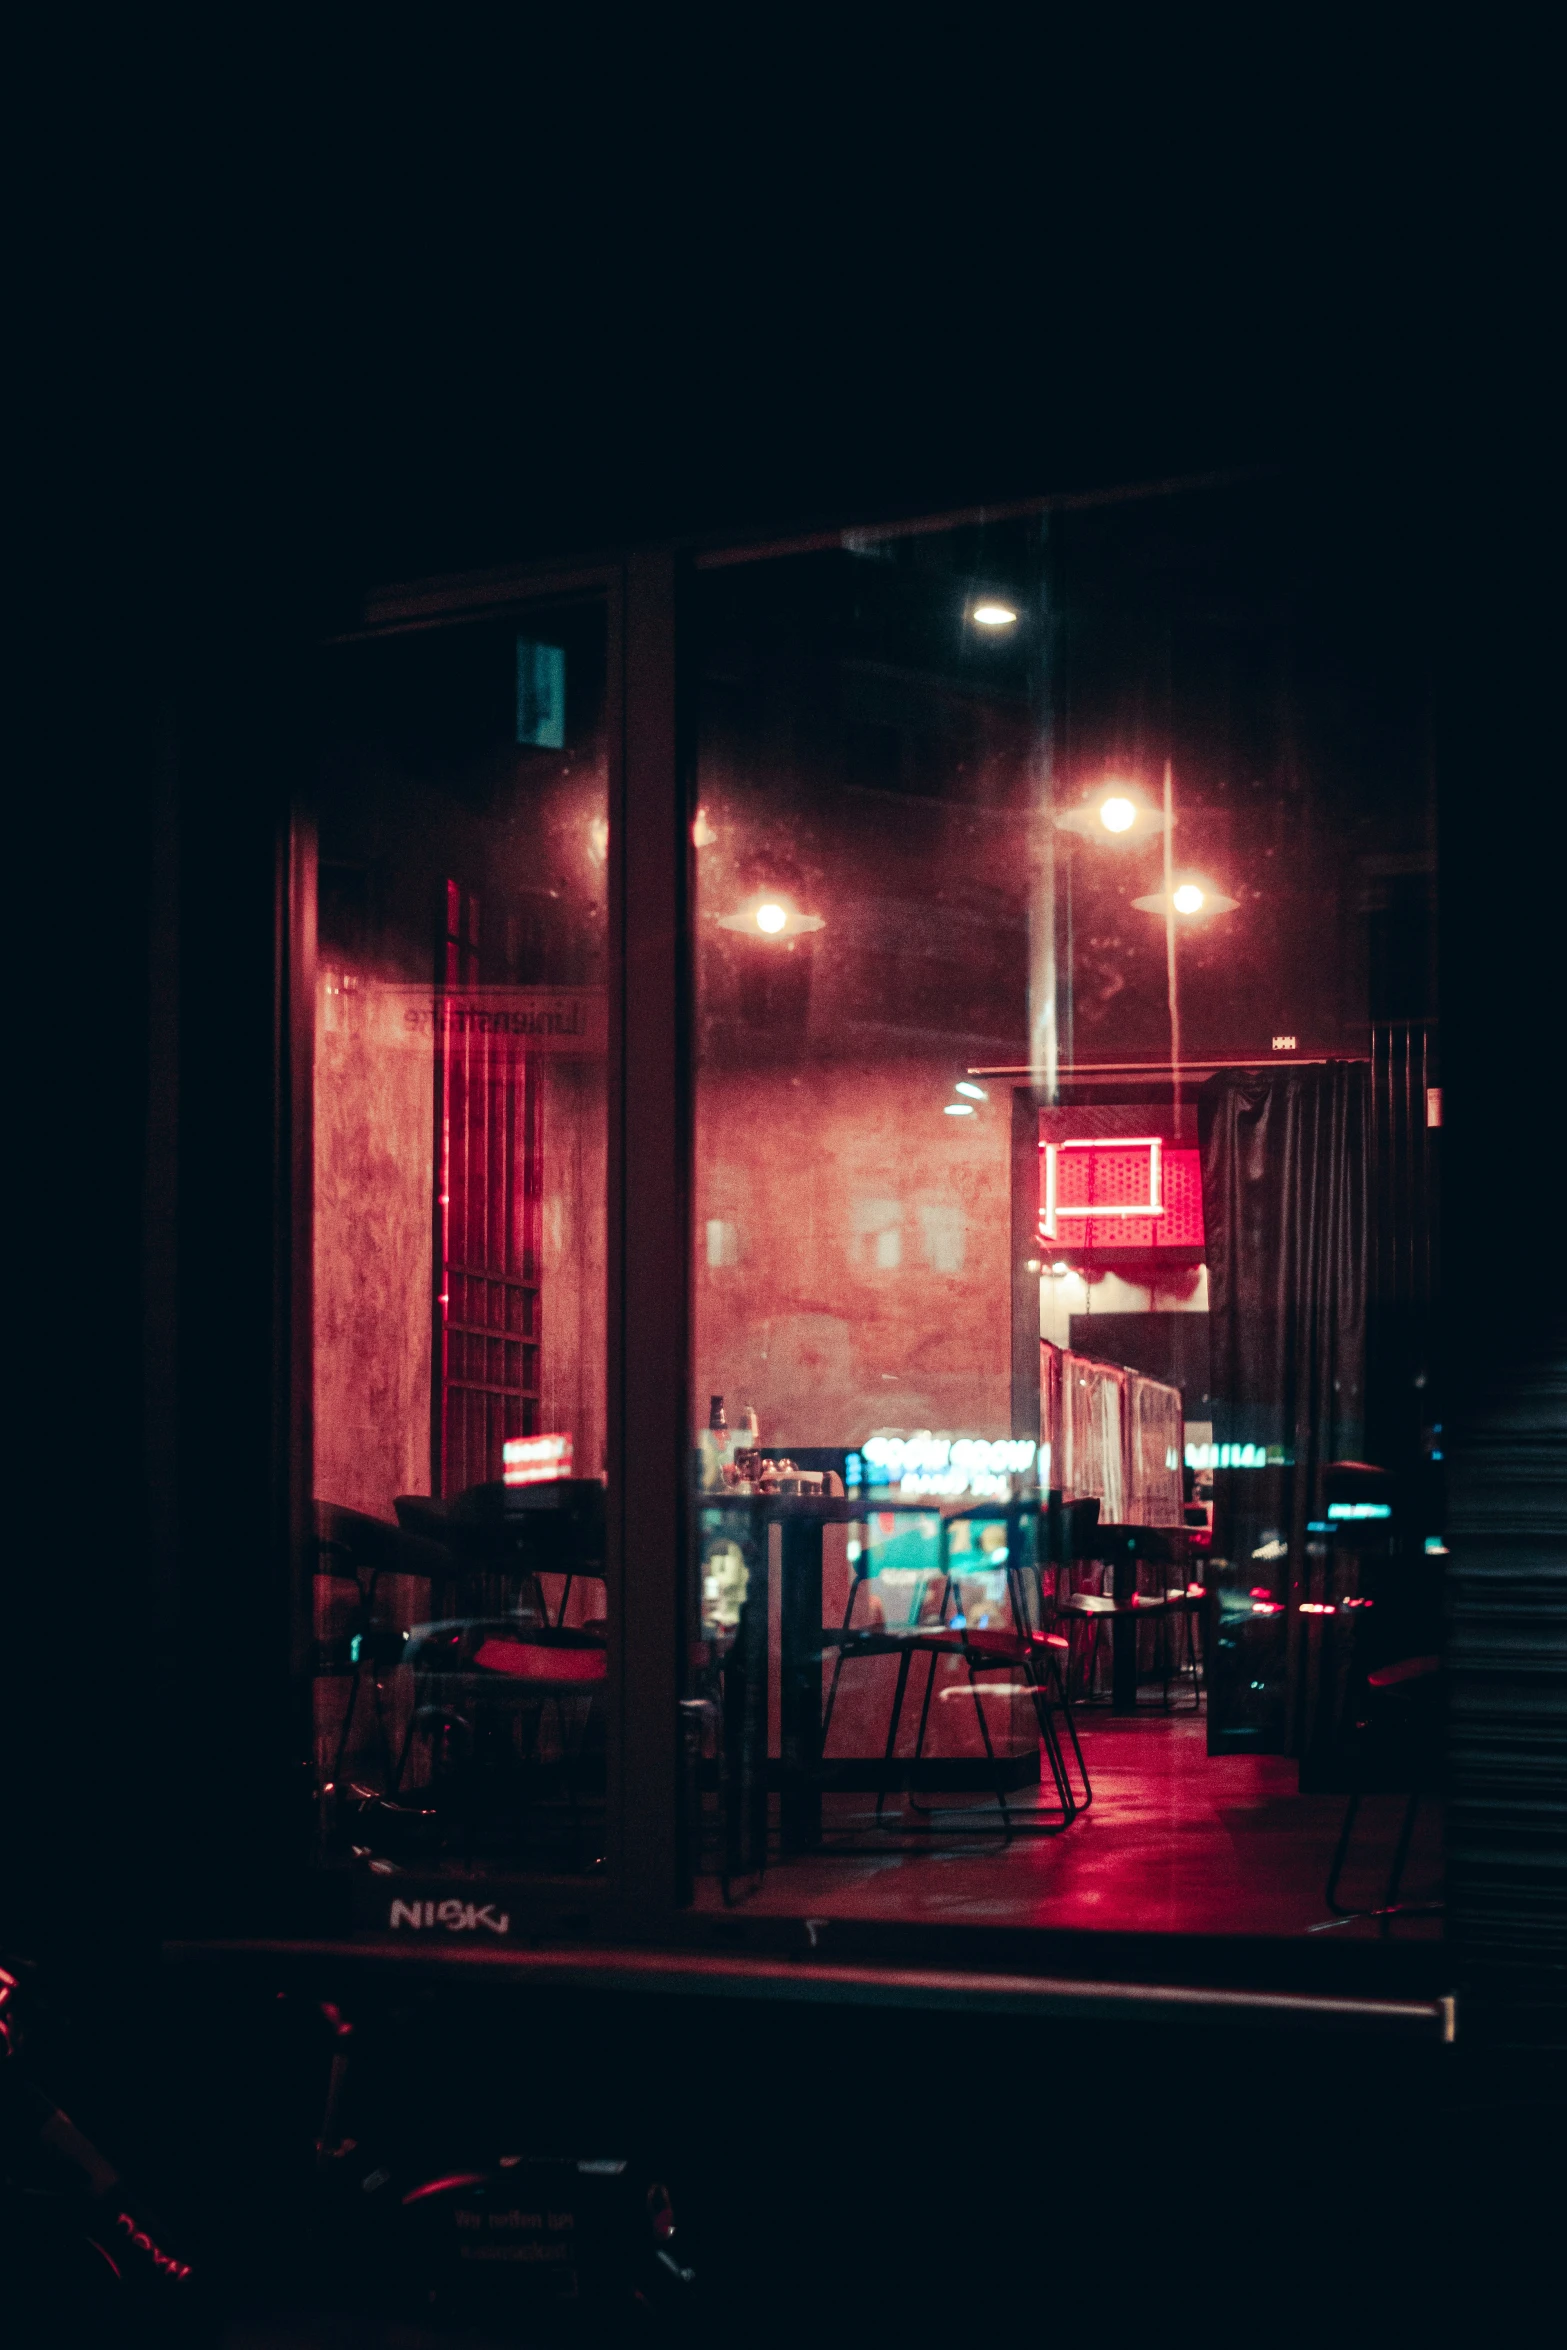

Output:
xmin=393 ymin=1620 xmax=608 ymax=1864
xmin=314 ymin=1502 xmax=446 ymax=1793
xmin=394 ymin=1478 xmax=607 ymax=1629
xmin=1325 ymin=1653 xmax=1442 ymax=1934
xmin=388 ymin=1481 xmax=609 ymax=1863
xmin=1058 ymin=1524 xmax=1190 ymax=1709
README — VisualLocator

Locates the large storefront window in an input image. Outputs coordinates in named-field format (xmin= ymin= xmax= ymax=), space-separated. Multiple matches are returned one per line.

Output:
xmin=310 ymin=600 xmax=610 ymax=1885
xmin=687 ymin=479 xmax=1442 ymax=1935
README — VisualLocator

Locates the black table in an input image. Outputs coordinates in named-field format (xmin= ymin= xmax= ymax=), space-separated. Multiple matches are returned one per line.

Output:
xmin=701 ymin=1493 xmax=860 ymax=1855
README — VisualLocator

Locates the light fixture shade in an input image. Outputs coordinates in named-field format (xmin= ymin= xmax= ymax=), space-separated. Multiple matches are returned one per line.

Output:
xmin=1056 ymin=788 xmax=1168 ymax=842
xmin=1131 ymin=876 xmax=1238 ymax=916
xmin=716 ymin=893 xmax=826 ymax=939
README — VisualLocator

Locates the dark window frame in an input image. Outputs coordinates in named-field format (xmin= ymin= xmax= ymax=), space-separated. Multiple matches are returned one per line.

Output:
xmin=267 ymin=504 xmax=1464 ymax=2016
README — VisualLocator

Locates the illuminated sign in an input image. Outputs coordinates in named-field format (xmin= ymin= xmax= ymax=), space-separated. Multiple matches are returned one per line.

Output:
xmin=1327 ymin=1501 xmax=1391 ymax=1520
xmin=1186 ymin=1442 xmax=1289 ymax=1471
xmin=502 ymin=1432 xmax=573 ymax=1487
xmin=1039 ymin=1135 xmax=1205 ymax=1249
xmin=856 ymin=1433 xmax=1044 ymax=1501
xmin=1042 ymin=1138 xmax=1162 ymax=1239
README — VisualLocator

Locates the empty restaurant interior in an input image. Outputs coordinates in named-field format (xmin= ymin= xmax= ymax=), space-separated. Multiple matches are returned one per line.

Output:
xmin=308 ymin=473 xmax=1444 ymax=1948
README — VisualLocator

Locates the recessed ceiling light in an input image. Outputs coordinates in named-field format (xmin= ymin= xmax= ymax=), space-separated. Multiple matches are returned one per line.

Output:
xmin=972 ymin=602 xmax=1018 ymax=629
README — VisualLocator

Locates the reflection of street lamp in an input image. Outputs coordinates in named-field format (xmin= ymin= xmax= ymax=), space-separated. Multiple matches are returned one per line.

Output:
xmin=1058 ymin=760 xmax=1237 ymax=1110
xmin=1132 ymin=876 xmax=1239 ymax=917
xmin=1055 ymin=783 xmax=1167 ymax=844
xmin=716 ymin=893 xmax=825 ymax=939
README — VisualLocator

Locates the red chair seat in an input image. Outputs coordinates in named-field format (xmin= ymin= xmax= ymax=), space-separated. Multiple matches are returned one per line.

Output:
xmin=471 ymin=1637 xmax=606 ymax=1683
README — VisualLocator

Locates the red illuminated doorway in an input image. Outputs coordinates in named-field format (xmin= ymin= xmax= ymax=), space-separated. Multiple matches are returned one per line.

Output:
xmin=432 ymin=877 xmax=543 ymax=1496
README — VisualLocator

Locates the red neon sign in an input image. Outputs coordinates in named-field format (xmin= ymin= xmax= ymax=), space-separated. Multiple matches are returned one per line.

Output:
xmin=1039 ymin=1136 xmax=1205 ymax=1250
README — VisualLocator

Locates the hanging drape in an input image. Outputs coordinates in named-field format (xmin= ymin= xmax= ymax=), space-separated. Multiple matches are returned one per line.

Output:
xmin=1199 ymin=1063 xmax=1370 ymax=1752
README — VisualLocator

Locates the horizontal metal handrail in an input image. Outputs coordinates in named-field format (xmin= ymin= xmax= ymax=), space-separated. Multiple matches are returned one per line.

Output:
xmin=164 ymin=1939 xmax=1455 ymax=2039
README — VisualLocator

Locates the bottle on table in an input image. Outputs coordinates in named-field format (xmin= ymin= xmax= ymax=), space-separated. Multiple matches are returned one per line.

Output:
xmin=700 ymin=1394 xmax=731 ymax=1491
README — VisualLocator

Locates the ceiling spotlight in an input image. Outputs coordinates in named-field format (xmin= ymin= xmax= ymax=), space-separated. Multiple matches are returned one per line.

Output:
xmin=1099 ymin=796 xmax=1137 ymax=833
xmin=944 ymin=1103 xmax=976 ymax=1116
xmin=954 ymin=1081 xmax=987 ymax=1101
xmin=755 ymin=901 xmax=787 ymax=933
xmin=971 ymin=602 xmax=1019 ymax=629
xmin=1132 ymin=875 xmax=1238 ymax=917
xmin=716 ymin=894 xmax=826 ymax=938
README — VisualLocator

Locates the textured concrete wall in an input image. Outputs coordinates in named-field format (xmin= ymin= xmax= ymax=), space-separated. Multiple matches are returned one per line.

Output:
xmin=537 ymin=1057 xmax=608 ymax=1480
xmin=314 ymin=964 xmax=434 ymax=1518
xmin=694 ymin=1056 xmax=1012 ymax=1451
xmin=314 ymin=966 xmax=610 ymax=1518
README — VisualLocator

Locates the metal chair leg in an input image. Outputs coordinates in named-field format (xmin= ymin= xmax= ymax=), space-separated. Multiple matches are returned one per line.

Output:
xmin=1021 ymin=1664 xmax=1077 ymax=1821
xmin=1380 ymin=1792 xmax=1421 ymax=1939
xmin=1048 ymin=1653 xmax=1093 ymax=1809
xmin=1325 ymin=1790 xmax=1363 ymax=1915
xmin=331 ymin=1669 xmax=363 ymax=1789
xmin=875 ymin=1648 xmax=915 ymax=1827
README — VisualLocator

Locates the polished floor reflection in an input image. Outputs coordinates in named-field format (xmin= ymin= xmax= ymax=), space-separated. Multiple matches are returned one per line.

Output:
xmin=696 ymin=1712 xmax=1444 ymax=1938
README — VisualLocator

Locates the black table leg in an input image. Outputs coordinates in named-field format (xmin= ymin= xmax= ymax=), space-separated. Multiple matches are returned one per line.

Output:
xmin=723 ymin=1528 xmax=770 ymax=1883
xmin=1111 ymin=1552 xmax=1139 ymax=1713
xmin=778 ymin=1519 xmax=825 ymax=1852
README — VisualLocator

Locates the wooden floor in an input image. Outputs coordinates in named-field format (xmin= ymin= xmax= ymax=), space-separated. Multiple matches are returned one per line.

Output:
xmin=695 ymin=1711 xmax=1445 ymax=1938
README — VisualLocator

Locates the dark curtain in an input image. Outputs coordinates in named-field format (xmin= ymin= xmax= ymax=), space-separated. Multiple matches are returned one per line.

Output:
xmin=1199 ymin=1063 xmax=1370 ymax=1753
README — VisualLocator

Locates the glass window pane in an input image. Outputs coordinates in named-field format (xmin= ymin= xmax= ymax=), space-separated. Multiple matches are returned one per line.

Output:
xmin=687 ymin=480 xmax=1441 ymax=1938
xmin=312 ymin=602 xmax=609 ymax=1886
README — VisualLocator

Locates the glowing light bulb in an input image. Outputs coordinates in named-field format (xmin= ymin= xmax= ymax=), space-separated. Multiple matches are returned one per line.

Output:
xmin=972 ymin=602 xmax=1018 ymax=628
xmin=1099 ymin=796 xmax=1137 ymax=833
xmin=1172 ymin=883 xmax=1205 ymax=914
xmin=954 ymin=1081 xmax=987 ymax=1101
xmin=944 ymin=1103 xmax=975 ymax=1116
xmin=755 ymin=902 xmax=788 ymax=934
xmin=1051 ymin=1261 xmax=1069 ymax=1276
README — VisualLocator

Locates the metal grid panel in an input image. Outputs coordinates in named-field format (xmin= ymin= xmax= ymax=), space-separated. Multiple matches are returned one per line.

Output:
xmin=435 ymin=884 xmax=542 ymax=1497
